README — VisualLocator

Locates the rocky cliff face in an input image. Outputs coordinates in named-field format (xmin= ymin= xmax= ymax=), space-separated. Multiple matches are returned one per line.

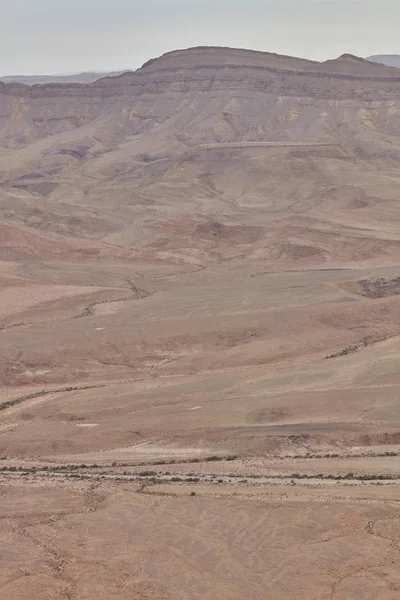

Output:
xmin=1 ymin=47 xmax=400 ymax=151
xmin=1 ymin=47 xmax=400 ymax=266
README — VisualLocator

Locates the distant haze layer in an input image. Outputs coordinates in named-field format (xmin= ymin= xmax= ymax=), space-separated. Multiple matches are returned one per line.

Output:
xmin=0 ymin=70 xmax=132 ymax=85
xmin=367 ymin=55 xmax=400 ymax=68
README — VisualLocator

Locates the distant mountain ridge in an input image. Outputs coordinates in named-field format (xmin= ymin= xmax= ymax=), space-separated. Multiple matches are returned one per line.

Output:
xmin=2 ymin=52 xmax=399 ymax=85
xmin=367 ymin=55 xmax=400 ymax=68
xmin=0 ymin=70 xmax=133 ymax=85
xmin=1 ymin=45 xmax=400 ymax=268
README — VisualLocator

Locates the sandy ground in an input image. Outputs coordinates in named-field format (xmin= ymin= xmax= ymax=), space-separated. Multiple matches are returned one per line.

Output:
xmin=2 ymin=258 xmax=400 ymax=598
xmin=2 ymin=478 xmax=400 ymax=600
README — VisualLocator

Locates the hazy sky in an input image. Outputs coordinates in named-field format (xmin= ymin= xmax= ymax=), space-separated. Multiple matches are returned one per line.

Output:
xmin=1 ymin=0 xmax=398 ymax=75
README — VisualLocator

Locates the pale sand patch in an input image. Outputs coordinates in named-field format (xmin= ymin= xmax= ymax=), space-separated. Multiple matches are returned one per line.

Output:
xmin=52 ymin=444 xmax=227 ymax=464
xmin=0 ymin=284 xmax=102 ymax=318
xmin=92 ymin=300 xmax=126 ymax=316
xmin=21 ymin=370 xmax=50 ymax=378
xmin=76 ymin=424 xmax=99 ymax=428
xmin=115 ymin=443 xmax=224 ymax=458
xmin=0 ymin=423 xmax=19 ymax=433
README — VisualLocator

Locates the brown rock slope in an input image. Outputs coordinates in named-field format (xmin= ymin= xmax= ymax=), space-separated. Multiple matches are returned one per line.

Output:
xmin=1 ymin=47 xmax=400 ymax=266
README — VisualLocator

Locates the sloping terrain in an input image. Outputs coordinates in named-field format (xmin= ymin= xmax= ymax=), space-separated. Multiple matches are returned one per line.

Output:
xmin=2 ymin=47 xmax=400 ymax=599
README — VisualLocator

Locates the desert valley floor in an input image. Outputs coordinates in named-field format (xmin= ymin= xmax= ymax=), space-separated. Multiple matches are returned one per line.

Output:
xmin=3 ymin=254 xmax=400 ymax=599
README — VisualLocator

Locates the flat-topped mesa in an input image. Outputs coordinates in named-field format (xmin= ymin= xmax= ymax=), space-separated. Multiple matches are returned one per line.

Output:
xmin=137 ymin=47 xmax=399 ymax=75
xmin=137 ymin=46 xmax=319 ymax=72
xmin=0 ymin=46 xmax=400 ymax=274
xmin=90 ymin=47 xmax=400 ymax=90
xmin=1 ymin=47 xmax=400 ymax=98
xmin=1 ymin=45 xmax=400 ymax=153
